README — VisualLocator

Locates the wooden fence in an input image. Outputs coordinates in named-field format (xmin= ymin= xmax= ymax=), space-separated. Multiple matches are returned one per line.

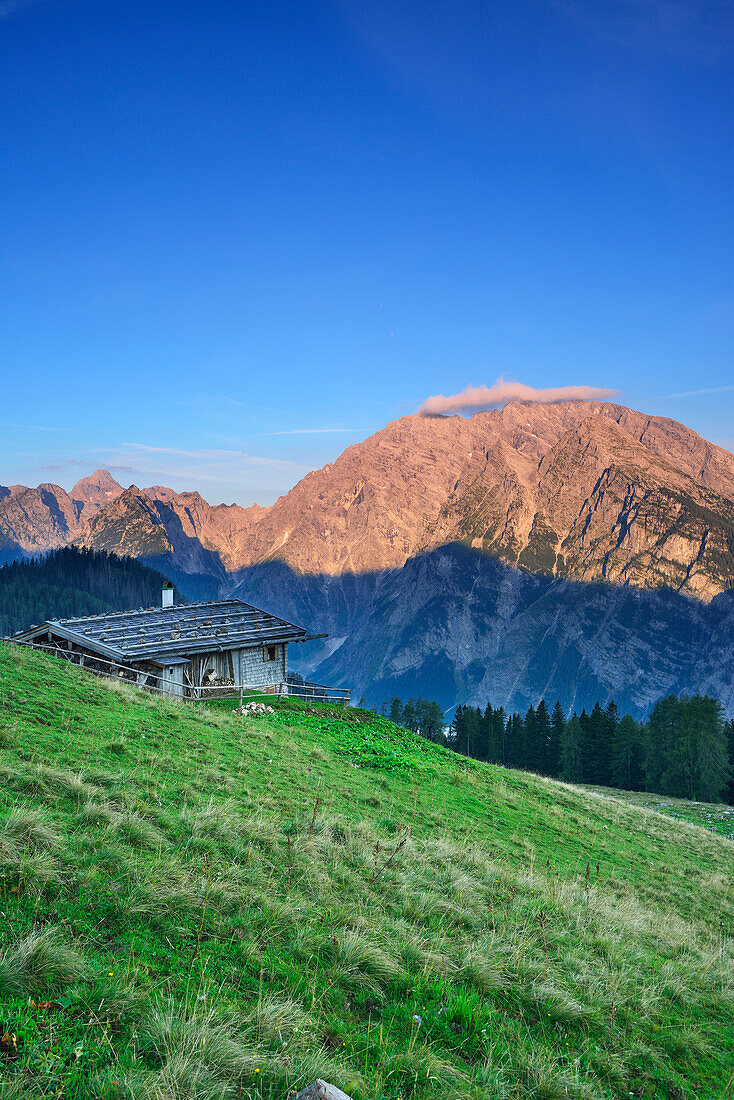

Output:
xmin=6 ymin=638 xmax=350 ymax=707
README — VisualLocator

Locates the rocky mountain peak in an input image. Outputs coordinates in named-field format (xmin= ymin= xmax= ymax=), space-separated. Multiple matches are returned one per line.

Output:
xmin=71 ymin=469 xmax=123 ymax=514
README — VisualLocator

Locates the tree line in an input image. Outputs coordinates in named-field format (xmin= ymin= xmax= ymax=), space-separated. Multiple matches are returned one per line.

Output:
xmin=0 ymin=547 xmax=180 ymax=636
xmin=385 ymin=694 xmax=734 ymax=804
xmin=384 ymin=696 xmax=446 ymax=742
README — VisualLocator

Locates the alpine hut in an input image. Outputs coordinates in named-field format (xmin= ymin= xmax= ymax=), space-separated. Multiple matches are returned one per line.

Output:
xmin=9 ymin=584 xmax=315 ymax=699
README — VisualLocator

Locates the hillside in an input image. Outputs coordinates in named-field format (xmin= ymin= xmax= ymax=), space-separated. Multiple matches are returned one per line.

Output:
xmin=0 ymin=646 xmax=733 ymax=1099
xmin=0 ymin=548 xmax=180 ymax=637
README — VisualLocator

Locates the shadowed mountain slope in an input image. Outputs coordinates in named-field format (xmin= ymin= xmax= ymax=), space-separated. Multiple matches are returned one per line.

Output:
xmin=232 ymin=546 xmax=734 ymax=718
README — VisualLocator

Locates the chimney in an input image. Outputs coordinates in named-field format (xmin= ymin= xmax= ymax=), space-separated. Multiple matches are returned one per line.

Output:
xmin=162 ymin=581 xmax=174 ymax=608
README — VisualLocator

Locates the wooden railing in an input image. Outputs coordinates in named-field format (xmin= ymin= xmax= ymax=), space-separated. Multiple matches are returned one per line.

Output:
xmin=286 ymin=675 xmax=351 ymax=706
xmin=6 ymin=639 xmax=350 ymax=707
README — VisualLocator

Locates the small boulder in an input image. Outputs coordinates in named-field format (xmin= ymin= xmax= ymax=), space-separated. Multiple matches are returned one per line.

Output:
xmin=292 ymin=1081 xmax=353 ymax=1100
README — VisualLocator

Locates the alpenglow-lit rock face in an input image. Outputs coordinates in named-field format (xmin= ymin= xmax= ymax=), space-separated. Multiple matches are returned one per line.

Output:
xmin=237 ymin=401 xmax=734 ymax=598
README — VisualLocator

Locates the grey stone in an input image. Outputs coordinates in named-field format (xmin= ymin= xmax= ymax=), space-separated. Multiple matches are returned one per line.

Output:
xmin=292 ymin=1081 xmax=353 ymax=1100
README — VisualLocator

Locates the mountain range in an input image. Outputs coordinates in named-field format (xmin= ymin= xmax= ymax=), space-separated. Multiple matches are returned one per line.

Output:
xmin=3 ymin=400 xmax=734 ymax=716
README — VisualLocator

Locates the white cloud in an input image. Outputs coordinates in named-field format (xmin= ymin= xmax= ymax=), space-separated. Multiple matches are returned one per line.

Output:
xmin=661 ymin=385 xmax=734 ymax=399
xmin=419 ymin=377 xmax=620 ymax=416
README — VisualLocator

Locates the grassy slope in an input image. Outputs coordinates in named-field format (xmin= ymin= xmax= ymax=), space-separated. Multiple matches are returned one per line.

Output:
xmin=0 ymin=645 xmax=733 ymax=1100
xmin=583 ymin=786 xmax=734 ymax=841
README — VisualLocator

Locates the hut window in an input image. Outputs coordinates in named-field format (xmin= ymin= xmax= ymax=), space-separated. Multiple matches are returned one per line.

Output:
xmin=263 ymin=645 xmax=279 ymax=662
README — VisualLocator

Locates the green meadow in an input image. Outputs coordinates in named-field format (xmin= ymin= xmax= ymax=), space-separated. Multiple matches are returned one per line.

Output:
xmin=0 ymin=643 xmax=733 ymax=1099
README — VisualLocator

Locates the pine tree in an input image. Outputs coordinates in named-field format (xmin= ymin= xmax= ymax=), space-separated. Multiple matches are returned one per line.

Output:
xmin=520 ymin=704 xmax=537 ymax=771
xmin=726 ymin=720 xmax=734 ymax=805
xmin=548 ymin=701 xmax=564 ymax=778
xmin=561 ymin=715 xmax=583 ymax=783
xmin=505 ymin=713 xmax=523 ymax=768
xmin=402 ymin=699 xmax=417 ymax=734
xmin=389 ymin=697 xmax=403 ymax=726
xmin=645 ymin=694 xmax=729 ymax=801
xmin=580 ymin=702 xmax=607 ymax=784
xmin=610 ymin=714 xmax=644 ymax=790
xmin=534 ymin=699 xmax=551 ymax=776
xmin=493 ymin=706 xmax=507 ymax=765
xmin=477 ymin=704 xmax=494 ymax=762
xmin=599 ymin=701 xmax=618 ymax=786
xmin=0 ymin=546 xmax=179 ymax=635
xmin=418 ymin=698 xmax=445 ymax=744
xmin=450 ymin=705 xmax=467 ymax=755
xmin=464 ymin=707 xmax=481 ymax=758
xmin=689 ymin=695 xmax=729 ymax=802
xmin=645 ymin=695 xmax=680 ymax=795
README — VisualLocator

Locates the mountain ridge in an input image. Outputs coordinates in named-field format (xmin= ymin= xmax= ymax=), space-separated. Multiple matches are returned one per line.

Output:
xmin=4 ymin=399 xmax=730 ymax=598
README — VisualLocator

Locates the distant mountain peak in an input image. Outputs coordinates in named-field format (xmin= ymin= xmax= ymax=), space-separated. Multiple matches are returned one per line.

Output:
xmin=71 ymin=469 xmax=123 ymax=507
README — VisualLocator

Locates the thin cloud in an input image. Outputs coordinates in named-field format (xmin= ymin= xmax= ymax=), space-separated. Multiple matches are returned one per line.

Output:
xmin=419 ymin=377 xmax=620 ymax=416
xmin=661 ymin=385 xmax=734 ymax=399
xmin=34 ymin=460 xmax=116 ymax=472
xmin=266 ymin=428 xmax=358 ymax=436
xmin=120 ymin=443 xmax=296 ymax=469
xmin=2 ymin=423 xmax=69 ymax=432
xmin=554 ymin=0 xmax=734 ymax=62
xmin=0 ymin=0 xmax=48 ymax=19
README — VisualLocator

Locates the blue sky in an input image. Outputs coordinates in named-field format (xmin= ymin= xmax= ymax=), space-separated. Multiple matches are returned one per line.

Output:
xmin=1 ymin=0 xmax=733 ymax=504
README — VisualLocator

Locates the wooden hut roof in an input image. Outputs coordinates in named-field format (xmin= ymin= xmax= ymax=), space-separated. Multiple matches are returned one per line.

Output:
xmin=10 ymin=599 xmax=308 ymax=663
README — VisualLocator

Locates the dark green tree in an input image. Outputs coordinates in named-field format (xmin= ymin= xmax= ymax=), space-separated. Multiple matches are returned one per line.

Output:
xmin=389 ymin=697 xmax=403 ymax=726
xmin=548 ymin=700 xmax=564 ymax=778
xmin=402 ymin=699 xmax=417 ymax=734
xmin=535 ymin=699 xmax=552 ymax=776
xmin=646 ymin=695 xmax=729 ymax=801
xmin=0 ymin=546 xmax=181 ymax=635
xmin=493 ymin=706 xmax=507 ymax=765
xmin=726 ymin=719 xmax=734 ymax=805
xmin=520 ymin=704 xmax=539 ymax=772
xmin=689 ymin=696 xmax=729 ymax=802
xmin=561 ymin=715 xmax=583 ymax=783
xmin=450 ymin=705 xmax=467 ymax=754
xmin=505 ymin=712 xmax=523 ymax=768
xmin=610 ymin=714 xmax=644 ymax=790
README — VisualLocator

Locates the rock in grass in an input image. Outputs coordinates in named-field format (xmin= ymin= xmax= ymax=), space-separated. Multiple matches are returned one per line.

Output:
xmin=293 ymin=1081 xmax=353 ymax=1100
